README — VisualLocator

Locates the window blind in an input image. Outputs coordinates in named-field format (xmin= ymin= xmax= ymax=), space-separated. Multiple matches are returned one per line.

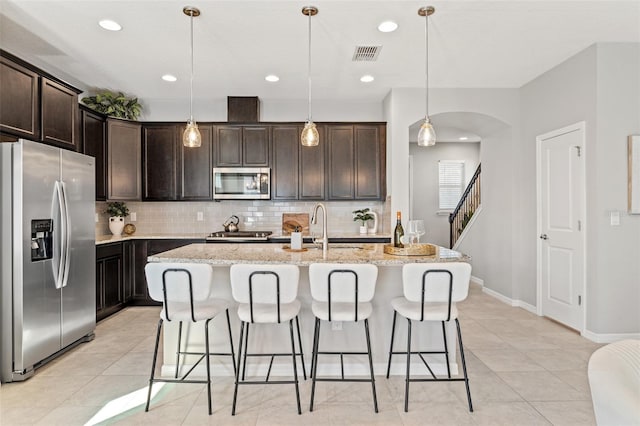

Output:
xmin=439 ymin=161 xmax=465 ymax=210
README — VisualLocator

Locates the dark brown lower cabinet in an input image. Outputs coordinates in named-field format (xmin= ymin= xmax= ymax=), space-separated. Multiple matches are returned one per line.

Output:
xmin=96 ymin=242 xmax=125 ymax=321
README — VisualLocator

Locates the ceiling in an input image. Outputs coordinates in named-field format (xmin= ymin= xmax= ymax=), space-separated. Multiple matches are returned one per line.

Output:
xmin=1 ymin=0 xmax=639 ymax=107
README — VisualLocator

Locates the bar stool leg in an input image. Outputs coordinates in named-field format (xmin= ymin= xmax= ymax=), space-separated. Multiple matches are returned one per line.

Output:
xmin=241 ymin=323 xmax=250 ymax=381
xmin=442 ymin=321 xmax=451 ymax=379
xmin=225 ymin=309 xmax=237 ymax=376
xmin=232 ymin=321 xmax=245 ymax=416
xmin=295 ymin=316 xmax=307 ymax=380
xmin=386 ymin=311 xmax=397 ymax=378
xmin=309 ymin=318 xmax=321 ymax=411
xmin=289 ymin=319 xmax=302 ymax=415
xmin=175 ymin=322 xmax=183 ymax=378
xmin=364 ymin=319 xmax=378 ymax=413
xmin=456 ymin=318 xmax=473 ymax=412
xmin=204 ymin=318 xmax=213 ymax=415
xmin=404 ymin=318 xmax=412 ymax=413
xmin=146 ymin=318 xmax=163 ymax=412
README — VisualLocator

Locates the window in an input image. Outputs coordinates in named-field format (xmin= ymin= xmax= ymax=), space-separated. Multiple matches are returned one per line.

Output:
xmin=439 ymin=161 xmax=465 ymax=210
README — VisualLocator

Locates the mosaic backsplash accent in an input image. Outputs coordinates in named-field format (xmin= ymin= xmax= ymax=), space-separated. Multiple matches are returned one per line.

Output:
xmin=96 ymin=198 xmax=390 ymax=237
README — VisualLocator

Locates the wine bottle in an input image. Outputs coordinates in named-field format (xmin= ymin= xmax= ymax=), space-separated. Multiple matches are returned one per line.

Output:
xmin=394 ymin=211 xmax=404 ymax=248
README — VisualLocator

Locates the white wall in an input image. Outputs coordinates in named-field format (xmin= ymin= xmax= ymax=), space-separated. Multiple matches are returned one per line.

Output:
xmin=140 ymin=98 xmax=384 ymax=122
xmin=409 ymin=142 xmax=480 ymax=247
xmin=384 ymin=88 xmax=519 ymax=298
xmin=520 ymin=43 xmax=640 ymax=337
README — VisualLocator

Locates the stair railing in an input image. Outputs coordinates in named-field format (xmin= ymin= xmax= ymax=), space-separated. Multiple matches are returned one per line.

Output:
xmin=449 ymin=163 xmax=481 ymax=248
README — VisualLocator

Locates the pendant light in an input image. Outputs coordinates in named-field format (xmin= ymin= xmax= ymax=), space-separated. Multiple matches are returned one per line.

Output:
xmin=182 ymin=6 xmax=201 ymax=148
xmin=301 ymin=6 xmax=319 ymax=147
xmin=417 ymin=6 xmax=436 ymax=147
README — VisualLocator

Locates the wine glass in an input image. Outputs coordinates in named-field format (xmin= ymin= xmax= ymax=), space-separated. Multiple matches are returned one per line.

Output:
xmin=408 ymin=220 xmax=426 ymax=244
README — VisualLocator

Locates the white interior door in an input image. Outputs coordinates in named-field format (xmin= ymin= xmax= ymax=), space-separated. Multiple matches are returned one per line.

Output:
xmin=537 ymin=122 xmax=585 ymax=331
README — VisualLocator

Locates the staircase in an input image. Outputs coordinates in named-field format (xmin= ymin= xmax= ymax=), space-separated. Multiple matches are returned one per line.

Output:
xmin=449 ymin=163 xmax=481 ymax=248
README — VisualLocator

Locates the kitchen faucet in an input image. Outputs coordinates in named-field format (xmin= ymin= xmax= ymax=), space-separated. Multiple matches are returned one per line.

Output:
xmin=311 ymin=203 xmax=328 ymax=257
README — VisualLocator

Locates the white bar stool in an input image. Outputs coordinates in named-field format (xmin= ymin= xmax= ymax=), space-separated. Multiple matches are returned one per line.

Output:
xmin=308 ymin=263 xmax=379 ymax=413
xmin=385 ymin=262 xmax=473 ymax=412
xmin=144 ymin=262 xmax=236 ymax=415
xmin=229 ymin=264 xmax=305 ymax=415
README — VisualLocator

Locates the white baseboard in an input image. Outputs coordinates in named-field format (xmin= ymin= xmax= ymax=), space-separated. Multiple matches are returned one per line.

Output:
xmin=476 ymin=280 xmax=538 ymax=315
xmin=581 ymin=330 xmax=640 ymax=344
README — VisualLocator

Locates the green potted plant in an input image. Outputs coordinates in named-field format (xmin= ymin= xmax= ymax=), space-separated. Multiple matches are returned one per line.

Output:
xmin=352 ymin=208 xmax=375 ymax=234
xmin=105 ymin=202 xmax=129 ymax=236
xmin=81 ymin=91 xmax=142 ymax=120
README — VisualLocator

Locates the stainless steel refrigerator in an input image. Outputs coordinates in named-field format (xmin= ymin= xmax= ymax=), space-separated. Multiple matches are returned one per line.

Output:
xmin=1 ymin=139 xmax=96 ymax=382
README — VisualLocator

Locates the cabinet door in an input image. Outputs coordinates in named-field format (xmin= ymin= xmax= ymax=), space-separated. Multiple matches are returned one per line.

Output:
xmin=41 ymin=77 xmax=78 ymax=149
xmin=179 ymin=124 xmax=212 ymax=200
xmin=327 ymin=125 xmax=355 ymax=200
xmin=102 ymin=256 xmax=123 ymax=310
xmin=355 ymin=125 xmax=385 ymax=199
xmin=82 ymin=109 xmax=107 ymax=200
xmin=299 ymin=124 xmax=325 ymax=200
xmin=132 ymin=240 xmax=152 ymax=303
xmin=272 ymin=125 xmax=299 ymax=200
xmin=215 ymin=126 xmax=242 ymax=166
xmin=107 ymin=119 xmax=141 ymax=200
xmin=143 ymin=125 xmax=177 ymax=200
xmin=122 ymin=241 xmax=134 ymax=302
xmin=243 ymin=126 xmax=270 ymax=166
xmin=0 ymin=55 xmax=39 ymax=139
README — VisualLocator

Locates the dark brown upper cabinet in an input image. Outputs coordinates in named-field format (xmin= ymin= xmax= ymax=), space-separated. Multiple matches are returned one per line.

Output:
xmin=179 ymin=124 xmax=212 ymax=200
xmin=40 ymin=77 xmax=79 ymax=149
xmin=0 ymin=54 xmax=40 ymax=140
xmin=142 ymin=124 xmax=177 ymax=200
xmin=107 ymin=118 xmax=141 ymax=201
xmin=81 ymin=106 xmax=107 ymax=200
xmin=214 ymin=125 xmax=269 ymax=167
xmin=299 ymin=125 xmax=326 ymax=200
xmin=326 ymin=123 xmax=386 ymax=201
xmin=142 ymin=123 xmax=213 ymax=201
xmin=272 ymin=125 xmax=300 ymax=200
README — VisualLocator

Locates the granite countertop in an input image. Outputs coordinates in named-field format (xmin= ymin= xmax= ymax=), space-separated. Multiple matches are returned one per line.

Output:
xmin=96 ymin=233 xmax=391 ymax=246
xmin=95 ymin=233 xmax=206 ymax=245
xmin=147 ymin=242 xmax=469 ymax=266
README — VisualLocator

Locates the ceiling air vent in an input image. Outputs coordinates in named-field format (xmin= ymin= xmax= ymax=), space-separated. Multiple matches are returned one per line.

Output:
xmin=352 ymin=45 xmax=382 ymax=61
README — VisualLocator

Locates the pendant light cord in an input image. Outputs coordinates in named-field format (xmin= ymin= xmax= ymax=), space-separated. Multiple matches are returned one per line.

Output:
xmin=307 ymin=10 xmax=313 ymax=122
xmin=424 ymin=12 xmax=429 ymax=120
xmin=189 ymin=11 xmax=194 ymax=122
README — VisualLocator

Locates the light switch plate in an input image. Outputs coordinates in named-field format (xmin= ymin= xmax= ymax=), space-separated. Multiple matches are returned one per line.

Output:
xmin=131 ymin=212 xmax=137 ymax=222
xmin=95 ymin=213 xmax=99 ymax=223
xmin=197 ymin=212 xmax=204 ymax=221
xmin=610 ymin=211 xmax=620 ymax=226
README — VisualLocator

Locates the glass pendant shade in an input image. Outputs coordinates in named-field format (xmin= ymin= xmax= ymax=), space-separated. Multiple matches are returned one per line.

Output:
xmin=183 ymin=119 xmax=202 ymax=148
xmin=417 ymin=118 xmax=436 ymax=147
xmin=301 ymin=121 xmax=319 ymax=146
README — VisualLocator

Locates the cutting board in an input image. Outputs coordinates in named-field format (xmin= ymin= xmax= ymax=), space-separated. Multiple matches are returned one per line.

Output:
xmin=282 ymin=213 xmax=310 ymax=235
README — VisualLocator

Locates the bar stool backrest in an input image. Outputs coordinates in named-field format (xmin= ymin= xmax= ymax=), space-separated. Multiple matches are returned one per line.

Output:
xmin=145 ymin=262 xmax=214 ymax=303
xmin=402 ymin=262 xmax=471 ymax=304
xmin=230 ymin=264 xmax=300 ymax=305
xmin=309 ymin=263 xmax=378 ymax=303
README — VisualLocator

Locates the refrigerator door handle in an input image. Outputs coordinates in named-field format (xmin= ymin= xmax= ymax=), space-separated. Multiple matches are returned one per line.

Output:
xmin=52 ymin=181 xmax=67 ymax=290
xmin=59 ymin=181 xmax=71 ymax=288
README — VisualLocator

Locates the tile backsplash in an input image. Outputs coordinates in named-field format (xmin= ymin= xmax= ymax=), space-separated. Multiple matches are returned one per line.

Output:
xmin=96 ymin=198 xmax=390 ymax=237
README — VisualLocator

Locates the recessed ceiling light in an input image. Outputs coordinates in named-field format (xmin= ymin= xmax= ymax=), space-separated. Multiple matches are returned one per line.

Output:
xmin=162 ymin=74 xmax=177 ymax=82
xmin=459 ymin=136 xmax=469 ymax=141
xmin=360 ymin=75 xmax=375 ymax=83
xmin=98 ymin=19 xmax=122 ymax=31
xmin=378 ymin=21 xmax=398 ymax=33
xmin=265 ymin=74 xmax=280 ymax=82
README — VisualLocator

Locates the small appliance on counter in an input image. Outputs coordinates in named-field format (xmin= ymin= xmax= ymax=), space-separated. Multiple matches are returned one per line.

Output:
xmin=1 ymin=139 xmax=96 ymax=383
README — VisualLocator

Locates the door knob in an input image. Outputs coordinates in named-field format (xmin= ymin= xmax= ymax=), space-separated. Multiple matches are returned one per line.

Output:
xmin=539 ymin=234 xmax=548 ymax=240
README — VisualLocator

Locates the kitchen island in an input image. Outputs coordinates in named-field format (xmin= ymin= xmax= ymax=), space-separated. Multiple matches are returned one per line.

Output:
xmin=147 ymin=243 xmax=470 ymax=378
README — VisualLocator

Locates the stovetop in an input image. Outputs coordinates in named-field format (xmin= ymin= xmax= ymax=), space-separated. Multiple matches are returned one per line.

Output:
xmin=206 ymin=231 xmax=272 ymax=241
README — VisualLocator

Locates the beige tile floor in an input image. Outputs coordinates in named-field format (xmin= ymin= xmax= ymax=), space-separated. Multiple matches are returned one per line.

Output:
xmin=0 ymin=284 xmax=601 ymax=425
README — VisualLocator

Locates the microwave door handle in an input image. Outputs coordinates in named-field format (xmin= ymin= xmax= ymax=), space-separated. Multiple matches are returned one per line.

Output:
xmin=59 ymin=181 xmax=71 ymax=288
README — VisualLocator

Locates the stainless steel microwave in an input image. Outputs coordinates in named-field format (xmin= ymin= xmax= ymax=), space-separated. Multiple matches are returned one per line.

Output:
xmin=213 ymin=167 xmax=270 ymax=200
